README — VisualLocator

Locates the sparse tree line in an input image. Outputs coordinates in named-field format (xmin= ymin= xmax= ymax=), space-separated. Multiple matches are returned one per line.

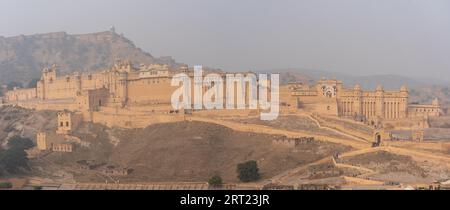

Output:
xmin=0 ymin=135 xmax=261 ymax=188
xmin=209 ymin=160 xmax=260 ymax=188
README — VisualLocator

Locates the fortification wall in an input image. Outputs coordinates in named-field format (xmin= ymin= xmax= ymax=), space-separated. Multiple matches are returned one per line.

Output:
xmin=79 ymin=72 xmax=109 ymax=90
xmin=41 ymin=77 xmax=78 ymax=99
xmin=193 ymin=109 xmax=259 ymax=118
xmin=67 ymin=182 xmax=263 ymax=190
xmin=127 ymin=77 xmax=176 ymax=105
xmin=91 ymin=109 xmax=185 ymax=128
xmin=5 ymin=88 xmax=37 ymax=101
xmin=13 ymin=99 xmax=79 ymax=111
xmin=188 ymin=116 xmax=370 ymax=149
xmin=39 ymin=71 xmax=109 ymax=100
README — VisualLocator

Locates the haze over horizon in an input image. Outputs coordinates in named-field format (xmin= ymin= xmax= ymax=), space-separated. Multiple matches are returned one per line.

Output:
xmin=1 ymin=0 xmax=449 ymax=80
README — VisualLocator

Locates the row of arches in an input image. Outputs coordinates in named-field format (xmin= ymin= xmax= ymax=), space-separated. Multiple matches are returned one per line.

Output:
xmin=341 ymin=101 xmax=354 ymax=116
xmin=340 ymin=100 xmax=405 ymax=119
xmin=384 ymin=101 xmax=402 ymax=119
xmin=362 ymin=101 xmax=376 ymax=117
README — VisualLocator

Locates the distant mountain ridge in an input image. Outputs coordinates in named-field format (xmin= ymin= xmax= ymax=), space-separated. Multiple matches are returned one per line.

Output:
xmin=265 ymin=68 xmax=450 ymax=108
xmin=262 ymin=68 xmax=450 ymax=90
xmin=1 ymin=30 xmax=448 ymax=92
xmin=0 ymin=30 xmax=179 ymax=85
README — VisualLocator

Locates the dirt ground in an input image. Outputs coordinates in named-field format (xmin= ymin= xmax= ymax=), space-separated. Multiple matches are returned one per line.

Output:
xmin=0 ymin=105 xmax=57 ymax=145
xmin=339 ymin=151 xmax=450 ymax=183
xmin=2 ymin=105 xmax=450 ymax=187
xmin=36 ymin=121 xmax=351 ymax=183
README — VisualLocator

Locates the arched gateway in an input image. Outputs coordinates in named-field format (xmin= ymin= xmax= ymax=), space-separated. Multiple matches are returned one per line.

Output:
xmin=372 ymin=130 xmax=391 ymax=147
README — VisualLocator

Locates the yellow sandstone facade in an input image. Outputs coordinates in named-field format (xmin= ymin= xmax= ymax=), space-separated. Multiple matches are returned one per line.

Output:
xmin=5 ymin=61 xmax=182 ymax=113
xmin=286 ymin=79 xmax=441 ymax=124
xmin=3 ymin=60 xmax=442 ymax=130
xmin=56 ymin=112 xmax=82 ymax=134
xmin=36 ymin=131 xmax=74 ymax=153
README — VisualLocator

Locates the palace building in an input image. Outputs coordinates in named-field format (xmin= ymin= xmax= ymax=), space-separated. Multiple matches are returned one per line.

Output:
xmin=5 ymin=61 xmax=185 ymax=112
xmin=286 ymin=79 xmax=441 ymax=123
xmin=3 ymin=60 xmax=442 ymax=129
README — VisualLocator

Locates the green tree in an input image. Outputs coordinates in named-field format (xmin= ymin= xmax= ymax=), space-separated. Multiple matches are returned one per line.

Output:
xmin=1 ymin=147 xmax=29 ymax=173
xmin=208 ymin=175 xmax=223 ymax=188
xmin=0 ymin=182 xmax=13 ymax=189
xmin=0 ymin=136 xmax=34 ymax=174
xmin=237 ymin=160 xmax=260 ymax=182
xmin=33 ymin=186 xmax=43 ymax=190
xmin=7 ymin=136 xmax=34 ymax=150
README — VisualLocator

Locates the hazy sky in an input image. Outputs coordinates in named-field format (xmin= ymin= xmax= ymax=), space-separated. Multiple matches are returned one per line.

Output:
xmin=1 ymin=0 xmax=450 ymax=79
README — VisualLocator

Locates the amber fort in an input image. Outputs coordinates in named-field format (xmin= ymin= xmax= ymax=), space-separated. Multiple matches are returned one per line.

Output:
xmin=0 ymin=59 xmax=442 ymax=155
xmin=1 ymin=60 xmax=450 ymax=190
xmin=2 ymin=60 xmax=440 ymax=129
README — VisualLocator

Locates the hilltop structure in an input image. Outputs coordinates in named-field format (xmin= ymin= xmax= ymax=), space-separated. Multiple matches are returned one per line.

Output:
xmin=34 ymin=111 xmax=87 ymax=153
xmin=3 ymin=60 xmax=441 ymax=132
xmin=5 ymin=61 xmax=180 ymax=113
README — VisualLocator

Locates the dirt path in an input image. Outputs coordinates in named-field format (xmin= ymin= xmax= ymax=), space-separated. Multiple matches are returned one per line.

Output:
xmin=189 ymin=116 xmax=371 ymax=149
xmin=269 ymin=157 xmax=333 ymax=184
xmin=306 ymin=114 xmax=370 ymax=142
xmin=268 ymin=144 xmax=450 ymax=185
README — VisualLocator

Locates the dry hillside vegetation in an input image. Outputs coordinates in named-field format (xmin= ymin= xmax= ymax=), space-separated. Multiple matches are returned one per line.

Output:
xmin=0 ymin=106 xmax=57 ymax=144
xmin=39 ymin=121 xmax=351 ymax=183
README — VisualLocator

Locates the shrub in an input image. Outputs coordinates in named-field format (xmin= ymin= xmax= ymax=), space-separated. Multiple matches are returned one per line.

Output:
xmin=7 ymin=136 xmax=34 ymax=150
xmin=0 ymin=182 xmax=13 ymax=189
xmin=237 ymin=160 xmax=260 ymax=182
xmin=33 ymin=186 xmax=43 ymax=190
xmin=0 ymin=136 xmax=34 ymax=174
xmin=208 ymin=175 xmax=223 ymax=188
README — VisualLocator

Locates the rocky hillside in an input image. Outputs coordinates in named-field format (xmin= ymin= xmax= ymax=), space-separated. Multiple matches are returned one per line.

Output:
xmin=0 ymin=30 xmax=179 ymax=85
xmin=0 ymin=106 xmax=57 ymax=146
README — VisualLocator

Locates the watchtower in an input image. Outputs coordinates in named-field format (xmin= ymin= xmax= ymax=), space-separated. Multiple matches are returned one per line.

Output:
xmin=57 ymin=112 xmax=71 ymax=134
